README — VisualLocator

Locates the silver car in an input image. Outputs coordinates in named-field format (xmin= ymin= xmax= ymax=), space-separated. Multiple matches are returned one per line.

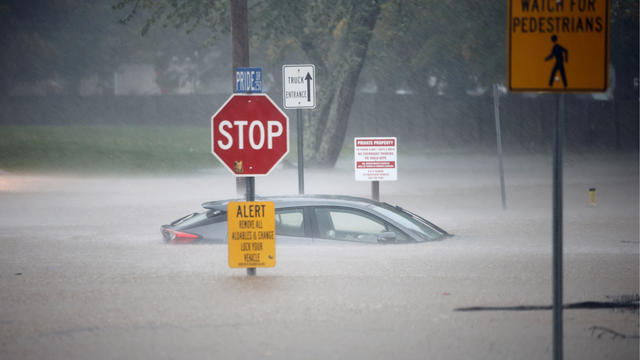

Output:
xmin=161 ymin=195 xmax=450 ymax=244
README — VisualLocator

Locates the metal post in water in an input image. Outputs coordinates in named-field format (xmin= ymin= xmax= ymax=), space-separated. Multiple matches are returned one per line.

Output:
xmin=246 ymin=176 xmax=256 ymax=276
xmin=297 ymin=109 xmax=305 ymax=195
xmin=371 ymin=181 xmax=380 ymax=202
xmin=493 ymin=84 xmax=507 ymax=210
xmin=589 ymin=188 xmax=596 ymax=206
xmin=552 ymin=93 xmax=565 ymax=360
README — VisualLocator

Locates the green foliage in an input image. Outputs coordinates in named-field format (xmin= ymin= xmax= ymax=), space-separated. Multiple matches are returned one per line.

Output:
xmin=113 ymin=0 xmax=230 ymax=37
xmin=366 ymin=0 xmax=506 ymax=95
xmin=114 ymin=0 xmax=377 ymax=74
xmin=610 ymin=0 xmax=639 ymax=98
xmin=251 ymin=1 xmax=353 ymax=70
xmin=1 ymin=1 xmax=121 ymax=87
xmin=0 ymin=0 xmax=214 ymax=94
xmin=3 ymin=0 xmax=635 ymax=97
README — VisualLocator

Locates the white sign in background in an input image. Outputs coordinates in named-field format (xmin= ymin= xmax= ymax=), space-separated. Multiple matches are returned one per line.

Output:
xmin=282 ymin=64 xmax=316 ymax=109
xmin=354 ymin=137 xmax=397 ymax=181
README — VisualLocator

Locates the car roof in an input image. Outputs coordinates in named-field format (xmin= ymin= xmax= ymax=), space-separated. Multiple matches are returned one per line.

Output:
xmin=202 ymin=194 xmax=381 ymax=211
xmin=200 ymin=194 xmax=450 ymax=239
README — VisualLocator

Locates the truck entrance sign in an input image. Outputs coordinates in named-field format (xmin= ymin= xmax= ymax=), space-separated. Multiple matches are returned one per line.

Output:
xmin=211 ymin=94 xmax=289 ymax=176
xmin=354 ymin=137 xmax=397 ymax=181
xmin=508 ymin=0 xmax=609 ymax=92
xmin=282 ymin=64 xmax=316 ymax=109
xmin=227 ymin=201 xmax=275 ymax=268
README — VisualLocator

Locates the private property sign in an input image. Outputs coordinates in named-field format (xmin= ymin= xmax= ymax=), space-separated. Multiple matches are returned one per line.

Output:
xmin=227 ymin=201 xmax=276 ymax=268
xmin=354 ymin=137 xmax=397 ymax=181
xmin=508 ymin=0 xmax=609 ymax=92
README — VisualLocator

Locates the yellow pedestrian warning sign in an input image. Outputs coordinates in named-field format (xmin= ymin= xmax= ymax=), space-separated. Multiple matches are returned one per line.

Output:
xmin=508 ymin=0 xmax=610 ymax=92
xmin=227 ymin=201 xmax=276 ymax=268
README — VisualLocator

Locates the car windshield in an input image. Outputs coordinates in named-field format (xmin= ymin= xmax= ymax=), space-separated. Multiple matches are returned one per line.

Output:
xmin=368 ymin=203 xmax=444 ymax=242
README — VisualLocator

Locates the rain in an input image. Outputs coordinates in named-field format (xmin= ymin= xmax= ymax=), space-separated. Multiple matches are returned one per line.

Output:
xmin=0 ymin=1 xmax=638 ymax=359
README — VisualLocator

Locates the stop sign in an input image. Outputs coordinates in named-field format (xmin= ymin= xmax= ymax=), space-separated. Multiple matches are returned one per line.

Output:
xmin=211 ymin=94 xmax=289 ymax=176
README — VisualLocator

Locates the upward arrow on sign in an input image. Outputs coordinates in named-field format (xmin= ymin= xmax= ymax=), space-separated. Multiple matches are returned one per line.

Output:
xmin=305 ymin=72 xmax=312 ymax=102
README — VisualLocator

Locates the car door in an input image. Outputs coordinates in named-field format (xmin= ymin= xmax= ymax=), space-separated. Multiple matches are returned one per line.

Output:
xmin=275 ymin=207 xmax=313 ymax=244
xmin=310 ymin=206 xmax=410 ymax=244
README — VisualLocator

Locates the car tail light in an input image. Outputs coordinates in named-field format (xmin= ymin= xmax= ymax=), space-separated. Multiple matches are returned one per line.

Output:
xmin=164 ymin=229 xmax=199 ymax=244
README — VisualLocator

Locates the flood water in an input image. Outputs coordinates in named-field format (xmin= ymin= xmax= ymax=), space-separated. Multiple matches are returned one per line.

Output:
xmin=0 ymin=151 xmax=638 ymax=359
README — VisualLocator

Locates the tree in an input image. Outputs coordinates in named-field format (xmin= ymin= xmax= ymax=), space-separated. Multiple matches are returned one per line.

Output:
xmin=0 ymin=0 xmax=212 ymax=95
xmin=364 ymin=0 xmax=506 ymax=97
xmin=115 ymin=0 xmax=380 ymax=167
xmin=367 ymin=0 xmax=637 ymax=100
xmin=114 ymin=0 xmax=636 ymax=165
xmin=256 ymin=1 xmax=380 ymax=166
xmin=610 ymin=0 xmax=639 ymax=100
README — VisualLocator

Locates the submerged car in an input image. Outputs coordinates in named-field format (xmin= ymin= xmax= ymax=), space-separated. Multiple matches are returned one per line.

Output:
xmin=161 ymin=195 xmax=450 ymax=244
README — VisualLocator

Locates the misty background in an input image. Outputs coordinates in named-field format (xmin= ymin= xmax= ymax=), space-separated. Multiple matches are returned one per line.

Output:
xmin=0 ymin=0 xmax=637 ymax=174
xmin=0 ymin=2 xmax=638 ymax=359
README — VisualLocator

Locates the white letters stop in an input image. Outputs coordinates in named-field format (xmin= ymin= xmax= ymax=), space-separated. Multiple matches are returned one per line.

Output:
xmin=217 ymin=120 xmax=283 ymax=150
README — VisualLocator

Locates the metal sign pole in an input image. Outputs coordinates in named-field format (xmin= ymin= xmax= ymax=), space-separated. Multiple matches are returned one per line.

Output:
xmin=552 ymin=93 xmax=565 ymax=360
xmin=246 ymin=176 xmax=256 ymax=276
xmin=493 ymin=84 xmax=507 ymax=210
xmin=283 ymin=64 xmax=314 ymax=195
xmin=371 ymin=181 xmax=380 ymax=201
xmin=297 ymin=109 xmax=304 ymax=195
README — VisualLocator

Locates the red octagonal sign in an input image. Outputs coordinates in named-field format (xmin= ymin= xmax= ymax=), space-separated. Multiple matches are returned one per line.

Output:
xmin=211 ymin=94 xmax=289 ymax=176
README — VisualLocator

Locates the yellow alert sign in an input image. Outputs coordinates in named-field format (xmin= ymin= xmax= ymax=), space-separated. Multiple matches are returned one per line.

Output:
xmin=508 ymin=0 xmax=609 ymax=92
xmin=227 ymin=201 xmax=276 ymax=268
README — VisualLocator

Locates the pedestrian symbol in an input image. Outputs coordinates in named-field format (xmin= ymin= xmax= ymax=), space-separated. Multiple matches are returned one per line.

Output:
xmin=545 ymin=35 xmax=568 ymax=88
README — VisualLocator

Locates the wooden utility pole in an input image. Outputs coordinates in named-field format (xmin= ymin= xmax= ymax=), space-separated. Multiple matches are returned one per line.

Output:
xmin=230 ymin=0 xmax=249 ymax=196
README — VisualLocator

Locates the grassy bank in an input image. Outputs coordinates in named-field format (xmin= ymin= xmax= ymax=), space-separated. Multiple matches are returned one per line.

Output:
xmin=0 ymin=125 xmax=219 ymax=174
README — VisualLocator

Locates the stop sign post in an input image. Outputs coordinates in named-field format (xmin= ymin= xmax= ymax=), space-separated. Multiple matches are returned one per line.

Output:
xmin=211 ymin=93 xmax=289 ymax=176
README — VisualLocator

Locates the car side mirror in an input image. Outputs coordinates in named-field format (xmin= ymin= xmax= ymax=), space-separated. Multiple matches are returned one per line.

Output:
xmin=377 ymin=231 xmax=397 ymax=244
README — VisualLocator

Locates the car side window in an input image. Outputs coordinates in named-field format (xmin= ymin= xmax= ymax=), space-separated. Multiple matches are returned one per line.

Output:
xmin=275 ymin=208 xmax=305 ymax=237
xmin=314 ymin=207 xmax=407 ymax=244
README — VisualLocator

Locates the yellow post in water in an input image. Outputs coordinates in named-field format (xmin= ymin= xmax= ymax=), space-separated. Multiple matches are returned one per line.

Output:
xmin=589 ymin=188 xmax=596 ymax=206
